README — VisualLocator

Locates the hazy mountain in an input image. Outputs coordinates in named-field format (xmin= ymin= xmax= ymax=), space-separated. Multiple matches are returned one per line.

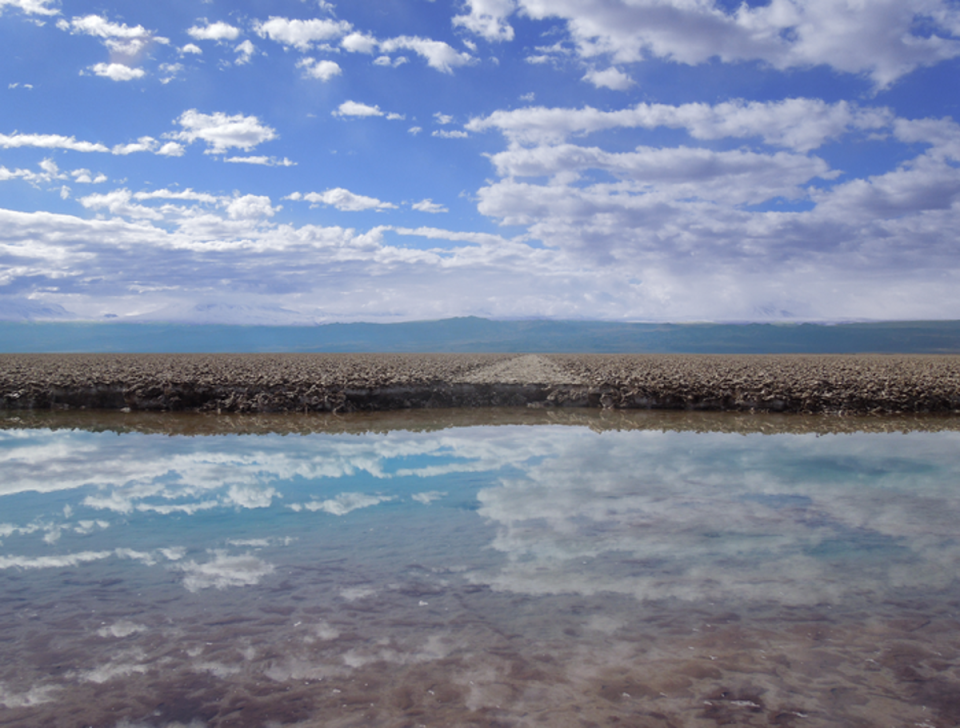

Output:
xmin=2 ymin=318 xmax=960 ymax=354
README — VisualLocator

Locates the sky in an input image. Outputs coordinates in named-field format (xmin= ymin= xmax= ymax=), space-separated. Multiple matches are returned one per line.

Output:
xmin=1 ymin=0 xmax=960 ymax=324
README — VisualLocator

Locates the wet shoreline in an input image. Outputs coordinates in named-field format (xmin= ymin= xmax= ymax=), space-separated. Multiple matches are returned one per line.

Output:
xmin=2 ymin=352 xmax=959 ymax=415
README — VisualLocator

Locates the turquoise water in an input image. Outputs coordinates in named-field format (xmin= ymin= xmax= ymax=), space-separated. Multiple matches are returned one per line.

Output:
xmin=1 ymin=410 xmax=959 ymax=727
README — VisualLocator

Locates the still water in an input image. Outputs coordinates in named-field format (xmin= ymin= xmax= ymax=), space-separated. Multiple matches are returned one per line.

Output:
xmin=1 ymin=409 xmax=959 ymax=728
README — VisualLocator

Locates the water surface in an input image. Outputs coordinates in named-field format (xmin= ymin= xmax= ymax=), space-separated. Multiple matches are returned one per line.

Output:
xmin=1 ymin=410 xmax=959 ymax=727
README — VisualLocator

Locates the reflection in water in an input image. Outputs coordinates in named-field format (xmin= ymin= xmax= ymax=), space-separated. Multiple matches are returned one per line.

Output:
xmin=1 ymin=410 xmax=959 ymax=727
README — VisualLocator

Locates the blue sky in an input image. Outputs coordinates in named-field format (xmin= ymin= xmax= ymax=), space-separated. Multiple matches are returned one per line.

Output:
xmin=1 ymin=0 xmax=960 ymax=323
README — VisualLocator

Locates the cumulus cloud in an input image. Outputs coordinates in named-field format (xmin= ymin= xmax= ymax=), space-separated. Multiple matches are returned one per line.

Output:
xmin=79 ymin=189 xmax=163 ymax=219
xmin=341 ymin=31 xmax=378 ymax=54
xmin=158 ymin=62 xmax=183 ymax=83
xmin=379 ymin=35 xmax=475 ymax=73
xmin=332 ymin=100 xmax=384 ymax=117
xmin=168 ymin=109 xmax=278 ymax=154
xmin=582 ymin=67 xmax=633 ymax=90
xmin=133 ymin=188 xmax=220 ymax=204
xmin=253 ymin=16 xmax=352 ymax=51
xmin=180 ymin=43 xmax=202 ymax=55
xmin=0 ymin=132 xmax=109 ymax=153
xmin=225 ymin=194 xmax=279 ymax=220
xmin=157 ymin=141 xmax=185 ymax=156
xmin=187 ymin=20 xmax=241 ymax=42
xmin=234 ymin=40 xmax=257 ymax=65
xmin=0 ymin=0 xmax=60 ymax=16
xmin=58 ymin=14 xmax=168 ymax=62
xmin=6 ymin=87 xmax=960 ymax=324
xmin=517 ymin=0 xmax=960 ymax=88
xmin=112 ymin=136 xmax=160 ymax=155
xmin=338 ymin=29 xmax=474 ymax=72
xmin=453 ymin=0 xmax=517 ymax=42
xmin=287 ymin=188 xmax=398 ymax=211
xmin=297 ymin=57 xmax=342 ymax=80
xmin=0 ymin=158 xmax=81 ymax=185
xmin=224 ymin=155 xmax=296 ymax=166
xmin=70 ymin=168 xmax=107 ymax=184
xmin=412 ymin=199 xmax=448 ymax=213
xmin=467 ymin=98 xmax=893 ymax=152
xmin=89 ymin=62 xmax=145 ymax=81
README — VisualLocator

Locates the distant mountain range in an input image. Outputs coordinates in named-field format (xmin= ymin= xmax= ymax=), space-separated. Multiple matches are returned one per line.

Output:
xmin=2 ymin=317 xmax=960 ymax=354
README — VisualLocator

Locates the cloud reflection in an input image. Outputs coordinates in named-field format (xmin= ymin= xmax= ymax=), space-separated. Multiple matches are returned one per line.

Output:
xmin=2 ymin=423 xmax=960 ymax=605
xmin=473 ymin=431 xmax=960 ymax=604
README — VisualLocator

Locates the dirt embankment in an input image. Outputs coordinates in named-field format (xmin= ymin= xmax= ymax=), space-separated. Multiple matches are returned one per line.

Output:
xmin=1 ymin=353 xmax=959 ymax=415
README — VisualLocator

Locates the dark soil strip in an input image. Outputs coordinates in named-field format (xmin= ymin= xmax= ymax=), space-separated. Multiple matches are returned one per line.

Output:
xmin=1 ymin=353 xmax=959 ymax=415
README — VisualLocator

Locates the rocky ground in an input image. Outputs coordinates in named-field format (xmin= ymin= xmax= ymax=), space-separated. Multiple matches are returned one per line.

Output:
xmin=1 ymin=353 xmax=959 ymax=415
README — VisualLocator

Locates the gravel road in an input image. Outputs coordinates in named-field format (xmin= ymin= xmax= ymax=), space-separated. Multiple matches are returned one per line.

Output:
xmin=1 ymin=352 xmax=958 ymax=415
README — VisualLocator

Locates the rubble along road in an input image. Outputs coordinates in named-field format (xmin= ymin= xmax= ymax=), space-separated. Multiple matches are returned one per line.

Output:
xmin=1 ymin=352 xmax=959 ymax=415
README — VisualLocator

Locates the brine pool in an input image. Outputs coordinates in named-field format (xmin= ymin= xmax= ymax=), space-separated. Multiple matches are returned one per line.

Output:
xmin=1 ymin=409 xmax=959 ymax=728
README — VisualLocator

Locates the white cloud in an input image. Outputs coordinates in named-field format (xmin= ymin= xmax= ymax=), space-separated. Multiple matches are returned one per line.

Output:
xmin=187 ymin=20 xmax=241 ymax=41
xmin=582 ymin=66 xmax=633 ymax=90
xmin=373 ymin=55 xmax=409 ymax=68
xmin=434 ymin=112 xmax=454 ymax=125
xmin=58 ymin=14 xmax=168 ymax=62
xmin=408 ymin=126 xmax=423 ymax=135
xmin=159 ymin=62 xmax=183 ymax=83
xmin=339 ymin=31 xmax=473 ymax=72
xmin=157 ymin=141 xmax=185 ymax=156
xmin=234 ymin=39 xmax=257 ymax=65
xmin=453 ymin=0 xmax=517 ymax=42
xmin=468 ymin=98 xmax=893 ymax=152
xmin=253 ymin=16 xmax=352 ymax=51
xmin=0 ymin=0 xmax=59 ymax=16
xmin=297 ymin=57 xmax=342 ymax=80
xmin=225 ymin=194 xmax=279 ymax=220
xmin=168 ymin=109 xmax=278 ymax=154
xmin=79 ymin=188 xmax=163 ymax=219
xmin=332 ymin=100 xmax=383 ymax=117
xmin=412 ymin=199 xmax=448 ymax=213
xmin=133 ymin=188 xmax=220 ymax=204
xmin=432 ymin=129 xmax=469 ymax=138
xmin=288 ymin=188 xmax=397 ymax=211
xmin=379 ymin=35 xmax=475 ymax=73
xmin=342 ymin=31 xmax=378 ymax=54
xmin=0 ymin=157 xmax=89 ymax=185
xmin=180 ymin=43 xmax=202 ymax=55
xmin=70 ymin=168 xmax=107 ymax=184
xmin=224 ymin=155 xmax=296 ymax=166
xmin=517 ymin=0 xmax=960 ymax=88
xmin=112 ymin=136 xmax=159 ymax=155
xmin=89 ymin=62 xmax=145 ymax=81
xmin=0 ymin=132 xmax=109 ymax=153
